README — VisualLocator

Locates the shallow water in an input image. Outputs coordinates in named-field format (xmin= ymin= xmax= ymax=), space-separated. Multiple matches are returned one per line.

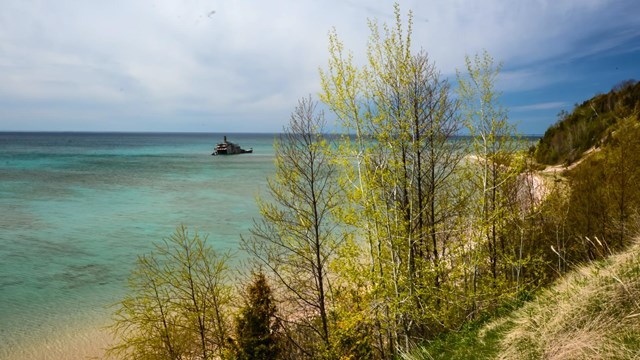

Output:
xmin=0 ymin=132 xmax=275 ymax=357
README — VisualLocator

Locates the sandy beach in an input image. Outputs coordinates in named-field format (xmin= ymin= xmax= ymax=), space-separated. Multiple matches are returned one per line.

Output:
xmin=2 ymin=323 xmax=114 ymax=360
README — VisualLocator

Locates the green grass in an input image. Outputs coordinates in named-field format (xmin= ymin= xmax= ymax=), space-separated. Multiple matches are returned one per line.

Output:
xmin=403 ymin=317 xmax=514 ymax=360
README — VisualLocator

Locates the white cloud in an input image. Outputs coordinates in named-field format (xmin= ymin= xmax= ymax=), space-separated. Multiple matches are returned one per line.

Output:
xmin=512 ymin=101 xmax=568 ymax=112
xmin=0 ymin=0 xmax=638 ymax=131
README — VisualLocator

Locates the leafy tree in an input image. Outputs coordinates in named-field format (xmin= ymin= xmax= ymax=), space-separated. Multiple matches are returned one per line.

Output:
xmin=564 ymin=114 xmax=640 ymax=261
xmin=234 ymin=270 xmax=280 ymax=360
xmin=603 ymin=117 xmax=640 ymax=247
xmin=457 ymin=50 xmax=525 ymax=312
xmin=108 ymin=225 xmax=233 ymax=360
xmin=321 ymin=3 xmax=466 ymax=355
xmin=567 ymin=155 xmax=610 ymax=260
xmin=242 ymin=96 xmax=343 ymax=357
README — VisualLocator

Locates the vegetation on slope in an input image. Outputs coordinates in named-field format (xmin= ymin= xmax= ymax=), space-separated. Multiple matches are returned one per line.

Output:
xmin=564 ymin=117 xmax=640 ymax=251
xmin=410 ymin=238 xmax=640 ymax=360
xmin=409 ymin=84 xmax=640 ymax=360
xmin=535 ymin=79 xmax=640 ymax=165
xmin=500 ymin=240 xmax=640 ymax=359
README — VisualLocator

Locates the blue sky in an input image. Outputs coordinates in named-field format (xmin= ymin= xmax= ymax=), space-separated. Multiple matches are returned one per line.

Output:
xmin=1 ymin=0 xmax=639 ymax=134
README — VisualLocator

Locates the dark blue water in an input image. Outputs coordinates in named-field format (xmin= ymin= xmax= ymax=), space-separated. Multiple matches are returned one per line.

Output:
xmin=0 ymin=132 xmax=276 ymax=356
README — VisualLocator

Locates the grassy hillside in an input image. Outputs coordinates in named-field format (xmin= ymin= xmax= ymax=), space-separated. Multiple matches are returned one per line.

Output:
xmin=409 ymin=239 xmax=640 ymax=360
xmin=535 ymin=79 xmax=640 ymax=165
xmin=499 ymin=241 xmax=640 ymax=359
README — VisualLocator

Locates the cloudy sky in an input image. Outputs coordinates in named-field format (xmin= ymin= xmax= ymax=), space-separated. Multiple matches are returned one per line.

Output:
xmin=1 ymin=0 xmax=639 ymax=134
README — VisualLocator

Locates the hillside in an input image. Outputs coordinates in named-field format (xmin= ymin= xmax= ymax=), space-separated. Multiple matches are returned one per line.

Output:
xmin=410 ymin=238 xmax=640 ymax=360
xmin=499 ymin=239 xmax=640 ymax=359
xmin=406 ymin=80 xmax=640 ymax=360
xmin=535 ymin=79 xmax=640 ymax=165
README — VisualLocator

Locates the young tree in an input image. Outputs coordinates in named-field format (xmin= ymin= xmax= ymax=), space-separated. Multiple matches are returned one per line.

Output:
xmin=242 ymin=96 xmax=342 ymax=357
xmin=567 ymin=155 xmax=610 ymax=261
xmin=457 ymin=50 xmax=524 ymax=312
xmin=603 ymin=117 xmax=640 ymax=247
xmin=108 ymin=225 xmax=233 ymax=360
xmin=321 ymin=3 xmax=466 ymax=354
xmin=234 ymin=270 xmax=280 ymax=360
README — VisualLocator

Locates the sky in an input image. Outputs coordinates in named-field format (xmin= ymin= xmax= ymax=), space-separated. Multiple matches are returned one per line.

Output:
xmin=1 ymin=0 xmax=639 ymax=134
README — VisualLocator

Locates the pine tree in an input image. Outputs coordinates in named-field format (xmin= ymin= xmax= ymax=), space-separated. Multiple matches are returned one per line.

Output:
xmin=235 ymin=270 xmax=279 ymax=360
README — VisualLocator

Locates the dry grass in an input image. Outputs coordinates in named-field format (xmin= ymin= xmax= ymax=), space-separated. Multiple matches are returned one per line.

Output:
xmin=498 ymin=241 xmax=640 ymax=360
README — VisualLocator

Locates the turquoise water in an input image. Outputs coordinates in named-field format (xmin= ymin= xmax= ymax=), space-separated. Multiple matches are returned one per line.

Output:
xmin=0 ymin=132 xmax=275 ymax=356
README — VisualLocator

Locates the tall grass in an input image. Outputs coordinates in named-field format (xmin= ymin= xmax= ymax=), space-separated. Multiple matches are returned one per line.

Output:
xmin=500 ymin=240 xmax=640 ymax=359
xmin=405 ymin=239 xmax=640 ymax=359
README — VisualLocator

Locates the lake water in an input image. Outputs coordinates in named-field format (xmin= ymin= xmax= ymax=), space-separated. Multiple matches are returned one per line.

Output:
xmin=0 ymin=132 xmax=276 ymax=357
